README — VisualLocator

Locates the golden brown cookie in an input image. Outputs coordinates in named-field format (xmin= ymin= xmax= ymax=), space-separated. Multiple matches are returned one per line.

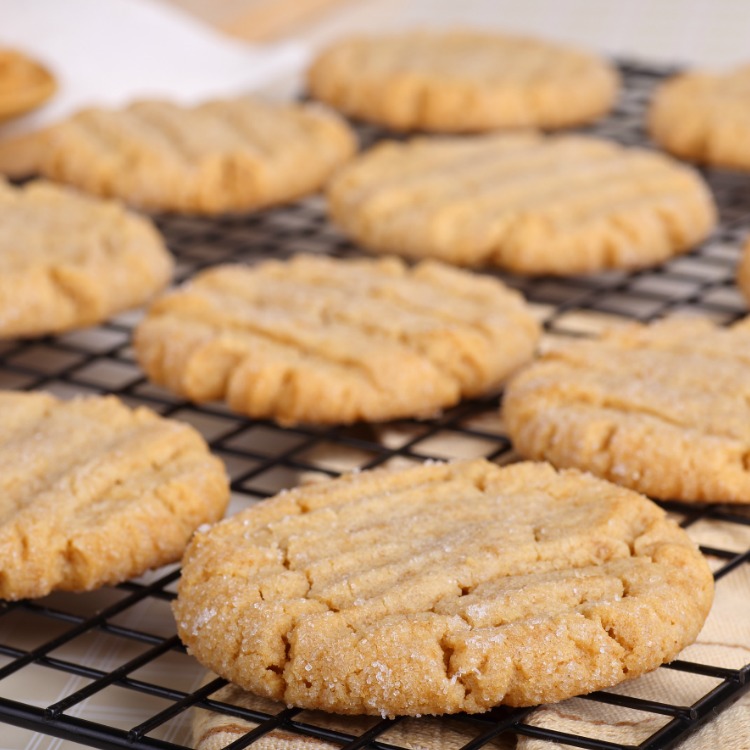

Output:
xmin=503 ymin=316 xmax=750 ymax=503
xmin=0 ymin=391 xmax=229 ymax=601
xmin=649 ymin=64 xmax=750 ymax=169
xmin=133 ymin=254 xmax=540 ymax=425
xmin=327 ymin=132 xmax=716 ymax=275
xmin=0 ymin=179 xmax=173 ymax=339
xmin=0 ymin=49 xmax=56 ymax=122
xmin=0 ymin=97 xmax=356 ymax=213
xmin=174 ymin=459 xmax=713 ymax=716
xmin=307 ymin=30 xmax=619 ymax=132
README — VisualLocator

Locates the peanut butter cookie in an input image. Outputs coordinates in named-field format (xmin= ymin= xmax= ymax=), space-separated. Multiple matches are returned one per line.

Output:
xmin=504 ymin=316 xmax=750 ymax=502
xmin=0 ymin=391 xmax=229 ymax=601
xmin=0 ymin=179 xmax=172 ymax=338
xmin=308 ymin=31 xmax=618 ymax=132
xmin=174 ymin=459 xmax=713 ymax=716
xmin=327 ymin=133 xmax=716 ymax=275
xmin=649 ymin=64 xmax=750 ymax=170
xmin=0 ymin=97 xmax=356 ymax=214
xmin=134 ymin=254 xmax=540 ymax=425
xmin=0 ymin=49 xmax=56 ymax=122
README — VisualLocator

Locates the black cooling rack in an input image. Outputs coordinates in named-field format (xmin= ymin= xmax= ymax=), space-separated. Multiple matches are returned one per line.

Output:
xmin=1 ymin=59 xmax=749 ymax=750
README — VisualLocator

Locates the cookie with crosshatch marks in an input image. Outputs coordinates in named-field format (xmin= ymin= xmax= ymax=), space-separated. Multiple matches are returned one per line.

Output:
xmin=0 ymin=97 xmax=356 ymax=214
xmin=649 ymin=64 xmax=750 ymax=170
xmin=307 ymin=30 xmax=618 ymax=132
xmin=327 ymin=132 xmax=716 ymax=275
xmin=0 ymin=391 xmax=229 ymax=601
xmin=174 ymin=459 xmax=713 ymax=716
xmin=133 ymin=254 xmax=540 ymax=425
xmin=0 ymin=178 xmax=172 ymax=339
xmin=503 ymin=316 xmax=750 ymax=503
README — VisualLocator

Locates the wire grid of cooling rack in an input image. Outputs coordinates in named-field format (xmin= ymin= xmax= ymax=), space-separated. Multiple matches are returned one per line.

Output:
xmin=0 ymin=59 xmax=749 ymax=750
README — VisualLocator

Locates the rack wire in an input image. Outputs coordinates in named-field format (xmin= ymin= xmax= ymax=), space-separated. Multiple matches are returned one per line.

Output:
xmin=1 ymin=59 xmax=749 ymax=750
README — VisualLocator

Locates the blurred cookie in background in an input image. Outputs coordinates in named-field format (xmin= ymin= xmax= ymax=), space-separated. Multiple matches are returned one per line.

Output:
xmin=308 ymin=30 xmax=619 ymax=132
xmin=0 ymin=96 xmax=356 ymax=214
xmin=649 ymin=63 xmax=750 ymax=170
xmin=328 ymin=132 xmax=716 ymax=275
xmin=0 ymin=48 xmax=56 ymax=122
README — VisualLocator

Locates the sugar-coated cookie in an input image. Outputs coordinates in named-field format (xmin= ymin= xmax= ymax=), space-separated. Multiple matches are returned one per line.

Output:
xmin=174 ymin=459 xmax=713 ymax=716
xmin=504 ymin=316 xmax=750 ymax=502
